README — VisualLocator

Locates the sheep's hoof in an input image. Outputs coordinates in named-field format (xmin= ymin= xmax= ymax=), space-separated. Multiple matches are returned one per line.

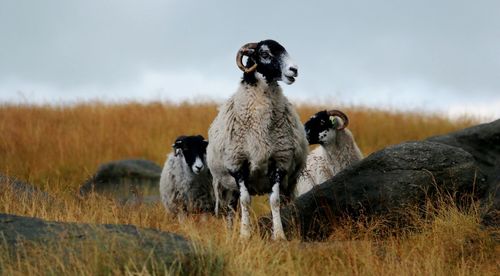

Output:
xmin=272 ymin=231 xmax=287 ymax=241
xmin=239 ymin=231 xmax=251 ymax=240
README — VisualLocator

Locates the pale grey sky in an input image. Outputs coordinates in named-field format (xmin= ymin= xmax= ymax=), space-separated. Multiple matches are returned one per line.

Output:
xmin=1 ymin=0 xmax=499 ymax=120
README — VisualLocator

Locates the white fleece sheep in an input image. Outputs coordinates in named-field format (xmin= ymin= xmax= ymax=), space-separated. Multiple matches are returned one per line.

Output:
xmin=207 ymin=40 xmax=308 ymax=240
xmin=295 ymin=110 xmax=363 ymax=197
xmin=159 ymin=135 xmax=214 ymax=217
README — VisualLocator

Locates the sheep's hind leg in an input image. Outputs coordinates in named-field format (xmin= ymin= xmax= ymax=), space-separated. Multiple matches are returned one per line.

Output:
xmin=213 ymin=180 xmax=220 ymax=217
xmin=269 ymin=168 xmax=286 ymax=240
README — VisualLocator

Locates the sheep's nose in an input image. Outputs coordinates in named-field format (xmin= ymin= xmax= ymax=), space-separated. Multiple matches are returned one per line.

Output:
xmin=195 ymin=165 xmax=203 ymax=170
xmin=289 ymin=66 xmax=298 ymax=75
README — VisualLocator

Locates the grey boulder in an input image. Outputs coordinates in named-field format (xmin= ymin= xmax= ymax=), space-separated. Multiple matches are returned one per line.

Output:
xmin=259 ymin=141 xmax=489 ymax=240
xmin=79 ymin=159 xmax=162 ymax=203
xmin=427 ymin=119 xmax=500 ymax=180
xmin=0 ymin=174 xmax=52 ymax=201
xmin=0 ymin=213 xmax=194 ymax=270
xmin=427 ymin=119 xmax=500 ymax=226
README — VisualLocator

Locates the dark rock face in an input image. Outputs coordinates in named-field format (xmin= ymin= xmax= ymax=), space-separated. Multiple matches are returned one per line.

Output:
xmin=0 ymin=213 xmax=193 ymax=268
xmin=79 ymin=159 xmax=162 ymax=203
xmin=427 ymin=119 xmax=500 ymax=227
xmin=480 ymin=180 xmax=500 ymax=228
xmin=427 ymin=119 xmax=500 ymax=184
xmin=259 ymin=142 xmax=489 ymax=240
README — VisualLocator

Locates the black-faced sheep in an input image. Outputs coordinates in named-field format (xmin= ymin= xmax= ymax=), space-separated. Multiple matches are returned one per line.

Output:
xmin=159 ymin=135 xmax=214 ymax=217
xmin=295 ymin=110 xmax=363 ymax=196
xmin=207 ymin=40 xmax=308 ymax=240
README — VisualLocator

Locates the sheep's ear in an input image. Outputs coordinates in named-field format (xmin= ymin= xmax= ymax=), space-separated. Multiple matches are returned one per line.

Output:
xmin=173 ymin=140 xmax=183 ymax=156
xmin=329 ymin=116 xmax=339 ymax=129
xmin=173 ymin=140 xmax=183 ymax=148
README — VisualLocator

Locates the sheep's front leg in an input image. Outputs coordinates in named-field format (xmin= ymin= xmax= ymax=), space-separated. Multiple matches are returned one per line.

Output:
xmin=226 ymin=190 xmax=239 ymax=231
xmin=269 ymin=168 xmax=286 ymax=240
xmin=230 ymin=164 xmax=251 ymax=239
xmin=238 ymin=179 xmax=251 ymax=239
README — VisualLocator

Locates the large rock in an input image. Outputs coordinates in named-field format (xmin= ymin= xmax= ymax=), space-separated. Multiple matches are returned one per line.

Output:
xmin=259 ymin=142 xmax=489 ymax=240
xmin=0 ymin=213 xmax=194 ymax=270
xmin=427 ymin=119 xmax=500 ymax=184
xmin=0 ymin=174 xmax=52 ymax=201
xmin=79 ymin=159 xmax=162 ymax=204
xmin=427 ymin=119 xmax=500 ymax=226
xmin=481 ymin=179 xmax=500 ymax=228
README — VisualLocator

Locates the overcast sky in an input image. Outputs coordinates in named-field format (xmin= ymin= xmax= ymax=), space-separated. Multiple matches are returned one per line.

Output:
xmin=1 ymin=0 xmax=499 ymax=120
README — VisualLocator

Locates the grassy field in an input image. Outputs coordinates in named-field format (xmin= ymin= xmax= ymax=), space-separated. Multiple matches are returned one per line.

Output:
xmin=0 ymin=101 xmax=497 ymax=275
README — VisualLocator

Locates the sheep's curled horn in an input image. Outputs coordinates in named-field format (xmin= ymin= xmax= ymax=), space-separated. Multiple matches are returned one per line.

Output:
xmin=327 ymin=110 xmax=349 ymax=130
xmin=236 ymin=42 xmax=258 ymax=73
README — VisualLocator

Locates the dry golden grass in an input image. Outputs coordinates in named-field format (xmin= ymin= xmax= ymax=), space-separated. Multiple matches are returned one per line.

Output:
xmin=0 ymin=101 xmax=497 ymax=275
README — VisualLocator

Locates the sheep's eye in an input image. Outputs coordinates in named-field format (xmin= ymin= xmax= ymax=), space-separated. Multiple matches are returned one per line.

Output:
xmin=261 ymin=52 xmax=270 ymax=58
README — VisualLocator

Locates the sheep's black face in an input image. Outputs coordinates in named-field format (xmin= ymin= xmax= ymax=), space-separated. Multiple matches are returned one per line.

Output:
xmin=244 ymin=40 xmax=298 ymax=85
xmin=173 ymin=135 xmax=209 ymax=175
xmin=304 ymin=111 xmax=345 ymax=145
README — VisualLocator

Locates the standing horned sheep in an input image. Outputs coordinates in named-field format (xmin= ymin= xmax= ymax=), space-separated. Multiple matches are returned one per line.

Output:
xmin=295 ymin=110 xmax=363 ymax=197
xmin=207 ymin=40 xmax=308 ymax=240
xmin=159 ymin=135 xmax=214 ymax=217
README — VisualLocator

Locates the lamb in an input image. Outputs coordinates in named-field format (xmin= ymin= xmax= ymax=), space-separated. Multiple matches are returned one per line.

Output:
xmin=159 ymin=135 xmax=214 ymax=217
xmin=207 ymin=40 xmax=308 ymax=240
xmin=295 ymin=110 xmax=363 ymax=197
